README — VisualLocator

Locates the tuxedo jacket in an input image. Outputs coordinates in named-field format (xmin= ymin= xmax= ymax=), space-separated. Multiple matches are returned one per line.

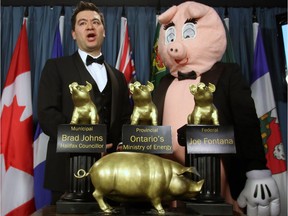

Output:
xmin=38 ymin=51 xmax=132 ymax=191
xmin=153 ymin=62 xmax=267 ymax=199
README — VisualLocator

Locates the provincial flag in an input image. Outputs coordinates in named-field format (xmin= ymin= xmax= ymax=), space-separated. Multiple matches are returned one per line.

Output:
xmin=0 ymin=20 xmax=35 ymax=216
xmin=150 ymin=21 xmax=168 ymax=88
xmin=33 ymin=15 xmax=64 ymax=210
xmin=33 ymin=125 xmax=51 ymax=210
xmin=251 ymin=23 xmax=287 ymax=216
xmin=51 ymin=17 xmax=64 ymax=59
xmin=115 ymin=17 xmax=136 ymax=84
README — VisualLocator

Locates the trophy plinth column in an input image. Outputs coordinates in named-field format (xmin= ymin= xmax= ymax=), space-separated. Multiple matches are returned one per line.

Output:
xmin=64 ymin=153 xmax=99 ymax=201
xmin=178 ymin=124 xmax=235 ymax=215
xmin=186 ymin=154 xmax=223 ymax=202
xmin=56 ymin=124 xmax=106 ymax=213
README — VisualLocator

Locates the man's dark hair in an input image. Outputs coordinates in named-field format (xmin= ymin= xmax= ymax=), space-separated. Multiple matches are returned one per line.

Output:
xmin=71 ymin=1 xmax=105 ymax=31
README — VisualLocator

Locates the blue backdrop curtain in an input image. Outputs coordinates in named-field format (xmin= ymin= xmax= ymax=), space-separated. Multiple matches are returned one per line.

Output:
xmin=1 ymin=5 xmax=287 ymax=149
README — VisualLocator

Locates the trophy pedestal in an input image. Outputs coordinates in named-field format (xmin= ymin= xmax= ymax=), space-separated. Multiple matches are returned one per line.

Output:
xmin=56 ymin=154 xmax=100 ymax=213
xmin=184 ymin=155 xmax=233 ymax=216
xmin=185 ymin=202 xmax=233 ymax=215
xmin=178 ymin=124 xmax=235 ymax=215
xmin=186 ymin=154 xmax=224 ymax=203
xmin=56 ymin=124 xmax=107 ymax=213
xmin=56 ymin=200 xmax=100 ymax=214
xmin=55 ymin=201 xmax=233 ymax=215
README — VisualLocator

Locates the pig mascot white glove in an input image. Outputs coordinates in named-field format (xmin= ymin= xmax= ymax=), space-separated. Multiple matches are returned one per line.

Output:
xmin=237 ymin=170 xmax=280 ymax=216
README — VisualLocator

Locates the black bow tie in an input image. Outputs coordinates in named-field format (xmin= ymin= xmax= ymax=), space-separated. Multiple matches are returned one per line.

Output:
xmin=177 ymin=71 xmax=197 ymax=80
xmin=86 ymin=55 xmax=104 ymax=66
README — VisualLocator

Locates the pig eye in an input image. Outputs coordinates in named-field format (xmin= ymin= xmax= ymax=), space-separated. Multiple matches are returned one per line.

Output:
xmin=165 ymin=26 xmax=176 ymax=44
xmin=182 ymin=23 xmax=196 ymax=40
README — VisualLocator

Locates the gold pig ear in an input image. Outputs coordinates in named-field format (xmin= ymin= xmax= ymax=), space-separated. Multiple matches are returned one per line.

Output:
xmin=85 ymin=81 xmax=92 ymax=91
xmin=208 ymin=83 xmax=216 ymax=92
xmin=146 ymin=81 xmax=154 ymax=92
xmin=177 ymin=167 xmax=200 ymax=177
xmin=69 ymin=82 xmax=77 ymax=93
xmin=69 ymin=84 xmax=73 ymax=94
xmin=129 ymin=83 xmax=135 ymax=94
xmin=189 ymin=84 xmax=197 ymax=95
xmin=198 ymin=82 xmax=205 ymax=88
xmin=134 ymin=81 xmax=141 ymax=88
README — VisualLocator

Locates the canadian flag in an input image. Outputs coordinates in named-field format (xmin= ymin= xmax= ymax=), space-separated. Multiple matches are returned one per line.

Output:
xmin=115 ymin=17 xmax=136 ymax=83
xmin=0 ymin=20 xmax=35 ymax=215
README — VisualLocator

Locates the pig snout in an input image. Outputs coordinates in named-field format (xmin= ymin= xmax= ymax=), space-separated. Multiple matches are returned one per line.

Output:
xmin=167 ymin=42 xmax=188 ymax=64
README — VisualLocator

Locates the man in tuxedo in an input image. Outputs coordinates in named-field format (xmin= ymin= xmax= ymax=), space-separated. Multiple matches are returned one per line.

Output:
xmin=38 ymin=1 xmax=132 ymax=203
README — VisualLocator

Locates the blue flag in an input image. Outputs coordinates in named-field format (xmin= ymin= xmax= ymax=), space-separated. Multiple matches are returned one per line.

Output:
xmin=51 ymin=23 xmax=63 ymax=59
xmin=33 ymin=124 xmax=51 ymax=210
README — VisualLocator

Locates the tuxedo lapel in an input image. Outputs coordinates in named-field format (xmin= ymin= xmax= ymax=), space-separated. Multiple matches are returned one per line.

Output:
xmin=105 ymin=63 xmax=119 ymax=127
xmin=72 ymin=52 xmax=95 ymax=84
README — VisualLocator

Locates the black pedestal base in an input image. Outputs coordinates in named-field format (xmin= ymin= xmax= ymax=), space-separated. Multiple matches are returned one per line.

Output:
xmin=56 ymin=200 xmax=100 ymax=214
xmin=193 ymin=194 xmax=225 ymax=203
xmin=60 ymin=192 xmax=95 ymax=202
xmin=186 ymin=202 xmax=233 ymax=215
xmin=56 ymin=200 xmax=233 ymax=215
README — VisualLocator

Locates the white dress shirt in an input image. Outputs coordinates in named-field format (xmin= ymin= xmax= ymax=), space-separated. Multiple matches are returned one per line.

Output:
xmin=78 ymin=49 xmax=108 ymax=92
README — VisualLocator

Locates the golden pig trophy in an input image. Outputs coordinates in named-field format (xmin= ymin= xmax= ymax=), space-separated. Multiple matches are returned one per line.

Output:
xmin=74 ymin=152 xmax=204 ymax=214
xmin=129 ymin=81 xmax=158 ymax=126
xmin=69 ymin=81 xmax=99 ymax=124
xmin=187 ymin=82 xmax=219 ymax=125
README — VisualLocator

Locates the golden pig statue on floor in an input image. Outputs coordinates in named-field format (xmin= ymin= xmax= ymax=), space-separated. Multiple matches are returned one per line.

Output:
xmin=69 ymin=81 xmax=99 ymax=124
xmin=74 ymin=152 xmax=204 ymax=214
xmin=129 ymin=81 xmax=158 ymax=126
xmin=187 ymin=82 xmax=219 ymax=125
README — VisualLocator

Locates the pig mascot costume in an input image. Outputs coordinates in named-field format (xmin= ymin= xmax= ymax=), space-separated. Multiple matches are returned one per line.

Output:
xmin=153 ymin=1 xmax=280 ymax=215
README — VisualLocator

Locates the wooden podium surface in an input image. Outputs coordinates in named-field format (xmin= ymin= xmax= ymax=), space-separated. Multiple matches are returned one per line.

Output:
xmin=31 ymin=203 xmax=243 ymax=216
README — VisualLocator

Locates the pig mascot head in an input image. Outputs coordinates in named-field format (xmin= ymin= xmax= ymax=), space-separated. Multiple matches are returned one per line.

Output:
xmin=158 ymin=1 xmax=226 ymax=76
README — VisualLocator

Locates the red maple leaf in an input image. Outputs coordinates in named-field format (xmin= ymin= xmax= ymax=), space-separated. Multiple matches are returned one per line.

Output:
xmin=1 ymin=96 xmax=33 ymax=175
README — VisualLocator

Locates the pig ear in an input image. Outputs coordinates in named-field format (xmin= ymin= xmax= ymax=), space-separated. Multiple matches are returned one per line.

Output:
xmin=178 ymin=167 xmax=200 ymax=177
xmin=146 ymin=81 xmax=154 ymax=92
xmin=69 ymin=84 xmax=73 ymax=94
xmin=134 ymin=81 xmax=141 ymax=88
xmin=158 ymin=5 xmax=177 ymax=24
xmin=69 ymin=82 xmax=77 ymax=94
xmin=208 ymin=83 xmax=216 ymax=92
xmin=85 ymin=81 xmax=92 ymax=91
xmin=189 ymin=84 xmax=197 ymax=95
xmin=129 ymin=83 xmax=135 ymax=94
xmin=186 ymin=1 xmax=211 ymax=19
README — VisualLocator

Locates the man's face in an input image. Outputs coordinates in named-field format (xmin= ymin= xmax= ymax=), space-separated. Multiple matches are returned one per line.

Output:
xmin=72 ymin=10 xmax=105 ymax=55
